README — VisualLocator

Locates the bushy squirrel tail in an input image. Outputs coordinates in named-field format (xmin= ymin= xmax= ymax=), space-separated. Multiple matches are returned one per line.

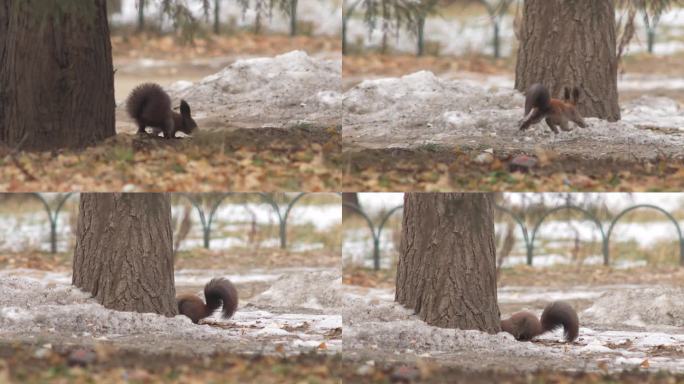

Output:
xmin=204 ymin=277 xmax=239 ymax=319
xmin=501 ymin=300 xmax=579 ymax=342
xmin=540 ymin=301 xmax=579 ymax=342
xmin=125 ymin=83 xmax=172 ymax=123
xmin=177 ymin=278 xmax=238 ymax=324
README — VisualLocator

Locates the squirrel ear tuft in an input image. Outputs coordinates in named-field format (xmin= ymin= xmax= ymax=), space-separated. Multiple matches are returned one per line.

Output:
xmin=572 ymin=87 xmax=581 ymax=102
xmin=563 ymin=87 xmax=571 ymax=101
xmin=180 ymin=100 xmax=191 ymax=116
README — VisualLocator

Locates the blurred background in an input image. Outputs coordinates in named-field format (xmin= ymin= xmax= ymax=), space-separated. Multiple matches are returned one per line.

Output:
xmin=105 ymin=0 xmax=342 ymax=102
xmin=342 ymin=0 xmax=684 ymax=104
xmin=343 ymin=192 xmax=684 ymax=280
xmin=0 ymin=193 xmax=341 ymax=274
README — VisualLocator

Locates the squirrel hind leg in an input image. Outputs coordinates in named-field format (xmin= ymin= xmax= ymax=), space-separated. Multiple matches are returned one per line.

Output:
xmin=544 ymin=118 xmax=560 ymax=134
xmin=519 ymin=107 xmax=543 ymax=131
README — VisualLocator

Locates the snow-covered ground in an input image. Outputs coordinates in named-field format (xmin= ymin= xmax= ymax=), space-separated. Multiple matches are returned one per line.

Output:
xmin=0 ymin=268 xmax=341 ymax=356
xmin=346 ymin=8 xmax=684 ymax=57
xmin=343 ymin=71 xmax=684 ymax=159
xmin=111 ymin=0 xmax=342 ymax=37
xmin=342 ymin=283 xmax=684 ymax=373
xmin=0 ymin=201 xmax=340 ymax=253
xmin=0 ymin=267 xmax=332 ymax=287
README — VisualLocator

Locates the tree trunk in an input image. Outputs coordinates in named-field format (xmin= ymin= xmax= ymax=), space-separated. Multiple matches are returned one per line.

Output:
xmin=213 ymin=0 xmax=220 ymax=34
xmin=492 ymin=18 xmax=500 ymax=59
xmin=342 ymin=15 xmax=348 ymax=55
xmin=396 ymin=193 xmax=500 ymax=333
xmin=73 ymin=193 xmax=177 ymax=317
xmin=647 ymin=28 xmax=655 ymax=54
xmin=106 ymin=0 xmax=122 ymax=16
xmin=255 ymin=10 xmax=262 ymax=35
xmin=342 ymin=192 xmax=361 ymax=220
xmin=137 ymin=0 xmax=145 ymax=32
xmin=416 ymin=15 xmax=425 ymax=57
xmin=0 ymin=1 xmax=116 ymax=151
xmin=515 ymin=0 xmax=620 ymax=121
xmin=289 ymin=0 xmax=298 ymax=36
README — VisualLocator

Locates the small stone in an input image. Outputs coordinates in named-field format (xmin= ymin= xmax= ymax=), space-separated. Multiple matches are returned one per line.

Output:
xmin=33 ymin=348 xmax=50 ymax=359
xmin=390 ymin=365 xmax=420 ymax=383
xmin=509 ymin=155 xmax=538 ymax=173
xmin=67 ymin=348 xmax=97 ymax=367
xmin=356 ymin=364 xmax=374 ymax=376
xmin=474 ymin=152 xmax=494 ymax=165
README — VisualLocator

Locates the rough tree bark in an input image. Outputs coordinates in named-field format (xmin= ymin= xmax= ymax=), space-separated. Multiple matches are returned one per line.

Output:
xmin=515 ymin=0 xmax=620 ymax=121
xmin=73 ymin=193 xmax=177 ymax=317
xmin=396 ymin=193 xmax=500 ymax=333
xmin=0 ymin=1 xmax=116 ymax=150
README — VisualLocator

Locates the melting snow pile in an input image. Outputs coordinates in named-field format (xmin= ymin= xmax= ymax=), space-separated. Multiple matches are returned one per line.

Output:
xmin=343 ymin=71 xmax=684 ymax=159
xmin=583 ymin=287 xmax=684 ymax=329
xmin=621 ymin=96 xmax=684 ymax=130
xmin=167 ymin=50 xmax=341 ymax=128
xmin=249 ymin=269 xmax=342 ymax=310
xmin=0 ymin=271 xmax=341 ymax=356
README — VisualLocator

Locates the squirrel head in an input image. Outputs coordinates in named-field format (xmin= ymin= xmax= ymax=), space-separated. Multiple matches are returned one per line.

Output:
xmin=178 ymin=100 xmax=198 ymax=134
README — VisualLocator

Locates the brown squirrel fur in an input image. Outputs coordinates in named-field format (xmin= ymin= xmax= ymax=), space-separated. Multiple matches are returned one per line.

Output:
xmin=519 ymin=83 xmax=587 ymax=134
xmin=176 ymin=278 xmax=238 ymax=324
xmin=501 ymin=301 xmax=579 ymax=342
xmin=126 ymin=83 xmax=197 ymax=139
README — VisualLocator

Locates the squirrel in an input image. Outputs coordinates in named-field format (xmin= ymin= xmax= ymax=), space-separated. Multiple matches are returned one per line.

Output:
xmin=519 ymin=83 xmax=587 ymax=134
xmin=125 ymin=83 xmax=197 ymax=139
xmin=501 ymin=301 xmax=579 ymax=342
xmin=176 ymin=278 xmax=238 ymax=324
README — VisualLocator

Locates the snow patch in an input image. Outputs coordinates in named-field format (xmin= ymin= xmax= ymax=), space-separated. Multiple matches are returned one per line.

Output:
xmin=249 ymin=269 xmax=342 ymax=310
xmin=583 ymin=287 xmax=684 ymax=328
xmin=341 ymin=284 xmax=684 ymax=373
xmin=0 ymin=271 xmax=341 ymax=356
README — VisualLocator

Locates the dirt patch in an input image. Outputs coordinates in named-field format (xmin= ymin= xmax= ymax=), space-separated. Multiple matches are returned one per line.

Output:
xmin=0 ymin=341 xmax=343 ymax=383
xmin=343 ymin=362 xmax=684 ymax=384
xmin=342 ymin=145 xmax=683 ymax=191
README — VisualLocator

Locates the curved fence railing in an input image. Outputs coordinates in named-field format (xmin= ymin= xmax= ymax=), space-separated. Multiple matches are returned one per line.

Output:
xmin=173 ymin=192 xmax=341 ymax=250
xmin=30 ymin=193 xmax=76 ymax=254
xmin=343 ymin=202 xmax=403 ymax=270
xmin=344 ymin=203 xmax=684 ymax=269
xmin=4 ymin=193 xmax=340 ymax=253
